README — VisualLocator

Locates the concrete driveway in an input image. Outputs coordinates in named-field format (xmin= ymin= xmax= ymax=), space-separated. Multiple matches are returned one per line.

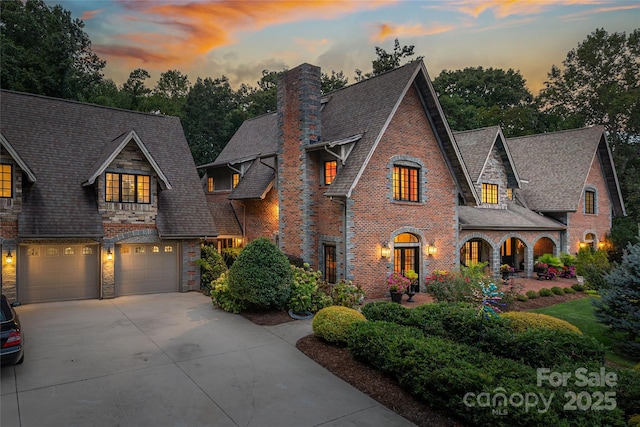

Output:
xmin=1 ymin=292 xmax=414 ymax=427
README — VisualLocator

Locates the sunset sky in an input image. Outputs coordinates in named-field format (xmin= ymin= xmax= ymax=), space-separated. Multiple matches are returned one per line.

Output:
xmin=49 ymin=0 xmax=639 ymax=94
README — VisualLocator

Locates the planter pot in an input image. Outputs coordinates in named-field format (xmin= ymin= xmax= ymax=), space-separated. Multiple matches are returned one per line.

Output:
xmin=406 ymin=284 xmax=419 ymax=302
xmin=501 ymin=271 xmax=510 ymax=280
xmin=390 ymin=291 xmax=403 ymax=304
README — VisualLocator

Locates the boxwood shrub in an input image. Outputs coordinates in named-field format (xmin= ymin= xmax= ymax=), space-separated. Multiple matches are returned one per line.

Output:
xmin=348 ymin=321 xmax=625 ymax=426
xmin=312 ymin=306 xmax=366 ymax=345
xmin=538 ymin=287 xmax=554 ymax=297
xmin=500 ymin=312 xmax=582 ymax=335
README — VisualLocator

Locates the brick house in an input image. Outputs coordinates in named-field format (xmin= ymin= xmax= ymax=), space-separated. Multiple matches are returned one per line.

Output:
xmin=0 ymin=90 xmax=217 ymax=303
xmin=201 ymin=61 xmax=625 ymax=298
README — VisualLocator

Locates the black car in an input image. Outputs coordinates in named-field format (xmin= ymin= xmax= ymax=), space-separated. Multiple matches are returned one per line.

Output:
xmin=1 ymin=294 xmax=24 ymax=365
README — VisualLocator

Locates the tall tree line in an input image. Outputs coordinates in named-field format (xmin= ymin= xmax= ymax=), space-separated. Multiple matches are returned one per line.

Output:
xmin=2 ymin=1 xmax=638 ymax=246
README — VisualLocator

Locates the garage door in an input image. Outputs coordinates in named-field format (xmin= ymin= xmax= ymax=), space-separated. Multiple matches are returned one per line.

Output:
xmin=115 ymin=243 xmax=178 ymax=296
xmin=19 ymin=244 xmax=100 ymax=303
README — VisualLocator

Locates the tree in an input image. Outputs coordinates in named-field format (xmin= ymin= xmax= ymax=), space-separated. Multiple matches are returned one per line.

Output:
xmin=148 ymin=70 xmax=191 ymax=117
xmin=594 ymin=242 xmax=640 ymax=358
xmin=432 ymin=67 xmax=541 ymax=136
xmin=321 ymin=70 xmax=348 ymax=94
xmin=0 ymin=0 xmax=105 ymax=100
xmin=242 ymin=69 xmax=281 ymax=117
xmin=182 ymin=76 xmax=245 ymax=165
xmin=355 ymin=38 xmax=422 ymax=81
xmin=121 ymin=68 xmax=152 ymax=111
xmin=537 ymin=28 xmax=640 ymax=227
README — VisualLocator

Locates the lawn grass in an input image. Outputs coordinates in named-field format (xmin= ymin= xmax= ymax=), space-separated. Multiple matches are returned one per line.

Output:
xmin=531 ymin=296 xmax=637 ymax=368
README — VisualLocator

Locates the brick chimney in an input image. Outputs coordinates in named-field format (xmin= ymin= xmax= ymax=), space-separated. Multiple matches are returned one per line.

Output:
xmin=276 ymin=63 xmax=321 ymax=261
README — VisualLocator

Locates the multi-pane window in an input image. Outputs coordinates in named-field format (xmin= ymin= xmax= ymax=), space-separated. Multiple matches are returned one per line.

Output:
xmin=585 ymin=190 xmax=595 ymax=214
xmin=232 ymin=173 xmax=240 ymax=188
xmin=324 ymin=245 xmax=337 ymax=284
xmin=482 ymin=183 xmax=498 ymax=204
xmin=106 ymin=172 xmax=150 ymax=203
xmin=506 ymin=188 xmax=513 ymax=200
xmin=393 ymin=166 xmax=419 ymax=202
xmin=207 ymin=177 xmax=214 ymax=193
xmin=464 ymin=241 xmax=480 ymax=265
xmin=0 ymin=164 xmax=12 ymax=198
xmin=324 ymin=160 xmax=337 ymax=185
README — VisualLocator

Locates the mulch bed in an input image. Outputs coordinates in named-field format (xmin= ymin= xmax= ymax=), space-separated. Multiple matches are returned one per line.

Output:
xmin=244 ymin=292 xmax=591 ymax=426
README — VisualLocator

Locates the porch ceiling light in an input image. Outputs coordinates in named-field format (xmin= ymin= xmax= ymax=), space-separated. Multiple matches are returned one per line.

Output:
xmin=107 ymin=248 xmax=113 ymax=261
xmin=5 ymin=250 xmax=13 ymax=264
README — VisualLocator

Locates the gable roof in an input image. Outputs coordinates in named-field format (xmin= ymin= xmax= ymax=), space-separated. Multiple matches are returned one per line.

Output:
xmin=459 ymin=203 xmax=565 ymax=231
xmin=204 ymin=61 xmax=478 ymax=205
xmin=0 ymin=133 xmax=37 ymax=183
xmin=321 ymin=61 xmax=477 ymax=203
xmin=506 ymin=126 xmax=625 ymax=216
xmin=0 ymin=90 xmax=217 ymax=238
xmin=83 ymin=129 xmax=172 ymax=190
xmin=454 ymin=126 xmax=520 ymax=188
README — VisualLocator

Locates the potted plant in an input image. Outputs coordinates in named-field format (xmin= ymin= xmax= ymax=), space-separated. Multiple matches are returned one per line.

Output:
xmin=405 ymin=269 xmax=419 ymax=302
xmin=387 ymin=272 xmax=410 ymax=303
xmin=500 ymin=264 xmax=514 ymax=280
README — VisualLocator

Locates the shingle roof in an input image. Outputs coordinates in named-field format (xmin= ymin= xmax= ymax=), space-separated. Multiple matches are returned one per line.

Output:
xmin=207 ymin=201 xmax=242 ymax=236
xmin=459 ymin=204 xmax=565 ymax=230
xmin=455 ymin=126 xmax=520 ymax=188
xmin=506 ymin=126 xmax=624 ymax=215
xmin=0 ymin=90 xmax=217 ymax=238
xmin=229 ymin=157 xmax=275 ymax=200
xmin=208 ymin=61 xmax=477 ymax=204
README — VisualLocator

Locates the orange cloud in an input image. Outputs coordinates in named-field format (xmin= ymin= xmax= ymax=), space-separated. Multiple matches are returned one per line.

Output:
xmin=99 ymin=0 xmax=395 ymax=67
xmin=562 ymin=3 xmax=640 ymax=20
xmin=373 ymin=22 xmax=456 ymax=42
xmin=435 ymin=0 xmax=604 ymax=19
xmin=81 ymin=9 xmax=103 ymax=20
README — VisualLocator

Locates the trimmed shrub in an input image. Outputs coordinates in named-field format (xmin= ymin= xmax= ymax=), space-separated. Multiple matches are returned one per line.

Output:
xmin=500 ymin=312 xmax=582 ymax=334
xmin=227 ymin=238 xmax=292 ymax=310
xmin=571 ymin=283 xmax=586 ymax=292
xmin=526 ymin=290 xmax=539 ymax=299
xmin=551 ymin=286 xmax=564 ymax=295
xmin=515 ymin=294 xmax=528 ymax=301
xmin=210 ymin=273 xmax=245 ymax=314
xmin=538 ymin=287 xmax=553 ymax=297
xmin=563 ymin=286 xmax=576 ymax=294
xmin=196 ymin=244 xmax=228 ymax=293
xmin=312 ymin=306 xmax=366 ymax=344
xmin=361 ymin=301 xmax=412 ymax=324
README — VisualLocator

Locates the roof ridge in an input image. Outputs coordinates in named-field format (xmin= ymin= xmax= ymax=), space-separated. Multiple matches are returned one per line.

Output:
xmin=506 ymin=125 xmax=603 ymax=141
xmin=323 ymin=61 xmax=421 ymax=97
xmin=0 ymin=89 xmax=178 ymax=119
xmin=453 ymin=125 xmax=500 ymax=135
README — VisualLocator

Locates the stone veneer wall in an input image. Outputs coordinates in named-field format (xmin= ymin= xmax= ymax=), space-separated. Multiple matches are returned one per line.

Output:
xmin=476 ymin=146 xmax=510 ymax=208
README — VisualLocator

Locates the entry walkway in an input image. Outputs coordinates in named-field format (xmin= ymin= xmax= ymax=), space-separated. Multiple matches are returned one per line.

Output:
xmin=1 ymin=292 xmax=414 ymax=427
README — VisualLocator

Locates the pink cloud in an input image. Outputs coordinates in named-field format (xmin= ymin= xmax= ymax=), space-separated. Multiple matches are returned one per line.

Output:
xmin=372 ymin=22 xmax=456 ymax=42
xmin=81 ymin=9 xmax=103 ymax=20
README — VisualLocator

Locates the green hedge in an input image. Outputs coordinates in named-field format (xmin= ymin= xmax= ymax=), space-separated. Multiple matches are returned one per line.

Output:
xmin=348 ymin=321 xmax=625 ymax=426
xmin=312 ymin=306 xmax=366 ymax=345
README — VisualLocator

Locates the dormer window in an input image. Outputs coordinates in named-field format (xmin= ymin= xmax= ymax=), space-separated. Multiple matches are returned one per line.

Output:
xmin=0 ymin=164 xmax=12 ymax=198
xmin=506 ymin=188 xmax=513 ymax=200
xmin=207 ymin=177 xmax=214 ymax=193
xmin=106 ymin=172 xmax=150 ymax=204
xmin=482 ymin=183 xmax=498 ymax=204
xmin=324 ymin=160 xmax=337 ymax=185
xmin=232 ymin=173 xmax=240 ymax=188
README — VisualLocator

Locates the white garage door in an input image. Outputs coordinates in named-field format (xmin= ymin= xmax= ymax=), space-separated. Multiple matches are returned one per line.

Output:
xmin=19 ymin=244 xmax=100 ymax=303
xmin=115 ymin=243 xmax=178 ymax=296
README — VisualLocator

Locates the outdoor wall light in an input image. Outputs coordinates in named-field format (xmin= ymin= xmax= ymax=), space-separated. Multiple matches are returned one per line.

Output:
xmin=579 ymin=241 xmax=587 ymax=249
xmin=380 ymin=246 xmax=391 ymax=258
xmin=597 ymin=241 xmax=605 ymax=249
xmin=5 ymin=250 xmax=13 ymax=264
xmin=106 ymin=248 xmax=113 ymax=261
xmin=426 ymin=243 xmax=437 ymax=256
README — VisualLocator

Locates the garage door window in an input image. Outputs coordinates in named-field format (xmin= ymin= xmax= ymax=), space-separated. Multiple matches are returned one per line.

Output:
xmin=135 ymin=246 xmax=145 ymax=254
xmin=64 ymin=247 xmax=75 ymax=255
xmin=152 ymin=245 xmax=160 ymax=253
xmin=46 ymin=247 xmax=59 ymax=257
xmin=164 ymin=246 xmax=173 ymax=253
xmin=82 ymin=247 xmax=93 ymax=255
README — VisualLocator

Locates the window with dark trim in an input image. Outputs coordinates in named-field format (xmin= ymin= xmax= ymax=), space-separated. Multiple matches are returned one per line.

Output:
xmin=0 ymin=164 xmax=12 ymax=198
xmin=393 ymin=166 xmax=419 ymax=202
xmin=482 ymin=183 xmax=498 ymax=204
xmin=585 ymin=190 xmax=595 ymax=214
xmin=207 ymin=177 xmax=214 ymax=193
xmin=106 ymin=172 xmax=150 ymax=203
xmin=324 ymin=245 xmax=337 ymax=284
xmin=324 ymin=160 xmax=337 ymax=185
xmin=506 ymin=188 xmax=513 ymax=200
xmin=232 ymin=173 xmax=240 ymax=188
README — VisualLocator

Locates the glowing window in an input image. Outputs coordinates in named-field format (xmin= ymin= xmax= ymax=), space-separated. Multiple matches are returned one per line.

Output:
xmin=393 ymin=166 xmax=419 ymax=202
xmin=164 ymin=246 xmax=173 ymax=253
xmin=64 ymin=247 xmax=75 ymax=255
xmin=506 ymin=188 xmax=513 ymax=200
xmin=152 ymin=246 xmax=160 ymax=253
xmin=46 ymin=247 xmax=59 ymax=257
xmin=0 ymin=164 xmax=12 ymax=198
xmin=135 ymin=246 xmax=145 ymax=254
xmin=82 ymin=247 xmax=93 ymax=255
xmin=105 ymin=173 xmax=150 ymax=203
xmin=232 ymin=173 xmax=240 ymax=188
xmin=585 ymin=190 xmax=595 ymax=214
xmin=482 ymin=183 xmax=498 ymax=204
xmin=207 ymin=177 xmax=214 ymax=192
xmin=324 ymin=161 xmax=337 ymax=185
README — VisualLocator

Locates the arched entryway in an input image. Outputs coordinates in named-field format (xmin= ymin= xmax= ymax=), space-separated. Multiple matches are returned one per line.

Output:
xmin=534 ymin=237 xmax=556 ymax=259
xmin=500 ymin=237 xmax=525 ymax=272
xmin=393 ymin=233 xmax=420 ymax=276
xmin=460 ymin=238 xmax=492 ymax=267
